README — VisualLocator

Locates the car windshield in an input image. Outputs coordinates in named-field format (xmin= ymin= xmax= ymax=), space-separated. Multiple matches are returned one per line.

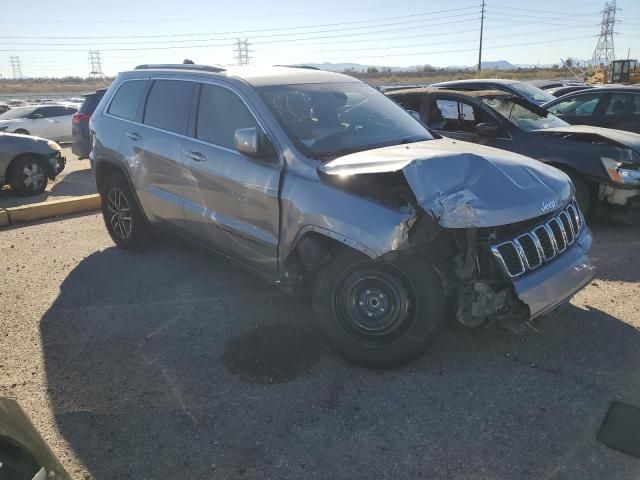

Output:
xmin=509 ymin=82 xmax=556 ymax=104
xmin=482 ymin=97 xmax=569 ymax=131
xmin=257 ymin=82 xmax=433 ymax=160
xmin=0 ymin=107 xmax=35 ymax=120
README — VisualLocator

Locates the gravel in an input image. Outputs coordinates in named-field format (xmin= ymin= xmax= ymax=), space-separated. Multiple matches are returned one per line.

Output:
xmin=1 ymin=214 xmax=639 ymax=479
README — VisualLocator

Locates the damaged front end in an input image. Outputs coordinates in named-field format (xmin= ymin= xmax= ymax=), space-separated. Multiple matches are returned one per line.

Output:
xmin=318 ymin=139 xmax=595 ymax=330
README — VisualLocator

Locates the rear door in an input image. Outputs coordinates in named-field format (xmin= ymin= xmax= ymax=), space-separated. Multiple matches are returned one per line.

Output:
xmin=181 ymin=81 xmax=282 ymax=274
xmin=601 ymin=92 xmax=640 ymax=133
xmin=133 ymin=78 xmax=195 ymax=226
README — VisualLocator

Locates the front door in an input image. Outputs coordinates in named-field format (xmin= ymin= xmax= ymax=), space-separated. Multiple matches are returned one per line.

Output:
xmin=182 ymin=82 xmax=282 ymax=274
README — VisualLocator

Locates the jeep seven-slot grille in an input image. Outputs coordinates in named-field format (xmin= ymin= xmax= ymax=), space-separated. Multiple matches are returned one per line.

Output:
xmin=491 ymin=200 xmax=583 ymax=278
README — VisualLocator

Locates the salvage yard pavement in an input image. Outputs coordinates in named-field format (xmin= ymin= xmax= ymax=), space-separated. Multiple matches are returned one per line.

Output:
xmin=0 ymin=214 xmax=639 ymax=479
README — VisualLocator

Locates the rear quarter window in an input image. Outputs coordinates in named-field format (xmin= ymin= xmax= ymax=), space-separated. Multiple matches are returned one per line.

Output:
xmin=107 ymin=80 xmax=149 ymax=121
xmin=143 ymin=80 xmax=194 ymax=135
xmin=79 ymin=92 xmax=105 ymax=114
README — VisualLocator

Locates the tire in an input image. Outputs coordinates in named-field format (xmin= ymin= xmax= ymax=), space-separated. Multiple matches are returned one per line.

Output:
xmin=8 ymin=155 xmax=48 ymax=196
xmin=566 ymin=171 xmax=591 ymax=216
xmin=100 ymin=172 xmax=152 ymax=249
xmin=312 ymin=248 xmax=445 ymax=369
xmin=13 ymin=129 xmax=30 ymax=135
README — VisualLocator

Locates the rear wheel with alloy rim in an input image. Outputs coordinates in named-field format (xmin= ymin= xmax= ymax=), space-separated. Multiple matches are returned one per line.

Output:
xmin=100 ymin=172 xmax=152 ymax=249
xmin=312 ymin=248 xmax=445 ymax=369
xmin=8 ymin=155 xmax=48 ymax=196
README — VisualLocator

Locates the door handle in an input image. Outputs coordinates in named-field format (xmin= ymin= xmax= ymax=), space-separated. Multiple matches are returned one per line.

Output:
xmin=125 ymin=132 xmax=141 ymax=141
xmin=186 ymin=151 xmax=206 ymax=162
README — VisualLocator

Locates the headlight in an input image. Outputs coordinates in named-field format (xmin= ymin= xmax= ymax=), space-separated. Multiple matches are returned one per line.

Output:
xmin=601 ymin=157 xmax=640 ymax=186
xmin=47 ymin=140 xmax=61 ymax=152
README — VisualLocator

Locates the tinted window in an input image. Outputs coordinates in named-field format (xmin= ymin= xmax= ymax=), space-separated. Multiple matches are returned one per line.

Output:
xmin=79 ymin=91 xmax=105 ymax=114
xmin=143 ymin=80 xmax=194 ymax=135
xmin=605 ymin=93 xmax=640 ymax=115
xmin=108 ymin=80 xmax=148 ymax=121
xmin=547 ymin=94 xmax=601 ymax=116
xmin=36 ymin=106 xmax=69 ymax=118
xmin=196 ymin=84 xmax=259 ymax=149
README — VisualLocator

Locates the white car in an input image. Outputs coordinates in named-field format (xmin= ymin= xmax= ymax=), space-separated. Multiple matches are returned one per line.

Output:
xmin=0 ymin=104 xmax=78 ymax=141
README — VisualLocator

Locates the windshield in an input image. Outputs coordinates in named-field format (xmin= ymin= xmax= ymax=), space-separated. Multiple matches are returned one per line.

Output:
xmin=257 ymin=82 xmax=433 ymax=159
xmin=509 ymin=82 xmax=555 ymax=104
xmin=482 ymin=97 xmax=568 ymax=131
xmin=0 ymin=106 xmax=36 ymax=120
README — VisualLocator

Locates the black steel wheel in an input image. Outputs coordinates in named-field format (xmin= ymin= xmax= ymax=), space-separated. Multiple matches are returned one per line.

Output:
xmin=100 ymin=172 xmax=152 ymax=249
xmin=312 ymin=248 xmax=445 ymax=369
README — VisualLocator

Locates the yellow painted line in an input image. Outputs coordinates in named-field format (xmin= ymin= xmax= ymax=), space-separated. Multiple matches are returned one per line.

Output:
xmin=3 ymin=194 xmax=101 ymax=226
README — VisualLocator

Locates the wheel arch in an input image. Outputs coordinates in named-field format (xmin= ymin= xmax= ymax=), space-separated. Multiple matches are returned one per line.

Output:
xmin=7 ymin=152 xmax=52 ymax=178
xmin=93 ymin=157 xmax=150 ymax=222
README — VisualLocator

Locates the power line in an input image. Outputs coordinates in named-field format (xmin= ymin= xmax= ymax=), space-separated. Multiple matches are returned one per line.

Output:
xmin=9 ymin=56 xmax=22 ymax=78
xmin=478 ymin=0 xmax=485 ymax=71
xmin=88 ymin=50 xmax=104 ymax=78
xmin=234 ymin=38 xmax=251 ymax=65
xmin=592 ymin=0 xmax=617 ymax=64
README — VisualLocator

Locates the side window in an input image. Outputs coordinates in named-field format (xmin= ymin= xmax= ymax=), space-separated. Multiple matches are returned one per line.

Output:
xmin=430 ymin=99 xmax=478 ymax=132
xmin=605 ymin=93 xmax=639 ymax=115
xmin=108 ymin=80 xmax=149 ymax=121
xmin=547 ymin=94 xmax=600 ymax=116
xmin=196 ymin=84 xmax=259 ymax=150
xmin=143 ymin=80 xmax=194 ymax=135
xmin=47 ymin=106 xmax=70 ymax=117
xmin=64 ymin=106 xmax=78 ymax=116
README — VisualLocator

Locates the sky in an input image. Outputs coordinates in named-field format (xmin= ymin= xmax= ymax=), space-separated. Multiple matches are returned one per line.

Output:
xmin=0 ymin=0 xmax=639 ymax=78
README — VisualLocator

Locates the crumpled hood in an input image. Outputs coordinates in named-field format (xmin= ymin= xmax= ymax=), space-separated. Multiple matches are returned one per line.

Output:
xmin=319 ymin=138 xmax=573 ymax=228
xmin=534 ymin=125 xmax=640 ymax=155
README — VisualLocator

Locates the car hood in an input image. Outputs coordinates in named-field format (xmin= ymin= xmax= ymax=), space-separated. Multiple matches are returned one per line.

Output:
xmin=533 ymin=125 xmax=640 ymax=155
xmin=319 ymin=138 xmax=573 ymax=228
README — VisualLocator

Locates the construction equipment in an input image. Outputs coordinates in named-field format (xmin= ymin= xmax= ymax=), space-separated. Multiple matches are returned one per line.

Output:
xmin=584 ymin=59 xmax=639 ymax=85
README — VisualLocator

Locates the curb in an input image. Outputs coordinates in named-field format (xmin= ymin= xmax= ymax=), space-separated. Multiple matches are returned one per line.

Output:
xmin=0 ymin=194 xmax=101 ymax=227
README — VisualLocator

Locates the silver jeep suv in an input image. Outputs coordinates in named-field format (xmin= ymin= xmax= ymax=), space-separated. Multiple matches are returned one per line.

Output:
xmin=90 ymin=64 xmax=595 ymax=368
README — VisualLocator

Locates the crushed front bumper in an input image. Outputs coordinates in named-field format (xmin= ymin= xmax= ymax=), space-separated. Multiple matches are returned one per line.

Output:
xmin=512 ymin=226 xmax=594 ymax=319
xmin=47 ymin=152 xmax=66 ymax=179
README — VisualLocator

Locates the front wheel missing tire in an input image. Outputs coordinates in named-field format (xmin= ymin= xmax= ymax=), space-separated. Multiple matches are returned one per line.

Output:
xmin=312 ymin=249 xmax=445 ymax=369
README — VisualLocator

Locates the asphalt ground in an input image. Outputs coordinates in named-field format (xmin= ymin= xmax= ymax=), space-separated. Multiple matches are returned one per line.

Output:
xmin=0 ymin=146 xmax=95 ymax=209
xmin=0 ymin=214 xmax=639 ymax=479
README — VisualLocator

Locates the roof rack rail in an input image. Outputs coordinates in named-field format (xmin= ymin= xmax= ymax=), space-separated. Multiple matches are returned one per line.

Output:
xmin=134 ymin=64 xmax=226 ymax=73
xmin=273 ymin=64 xmax=320 ymax=70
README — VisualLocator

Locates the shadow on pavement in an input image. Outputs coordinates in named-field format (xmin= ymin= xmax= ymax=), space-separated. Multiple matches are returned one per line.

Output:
xmin=39 ymin=235 xmax=640 ymax=479
xmin=588 ymin=222 xmax=640 ymax=282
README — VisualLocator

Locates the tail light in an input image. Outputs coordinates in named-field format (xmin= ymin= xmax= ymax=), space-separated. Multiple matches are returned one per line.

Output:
xmin=72 ymin=112 xmax=91 ymax=125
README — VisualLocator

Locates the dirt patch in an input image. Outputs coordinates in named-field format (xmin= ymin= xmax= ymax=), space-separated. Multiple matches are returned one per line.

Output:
xmin=222 ymin=325 xmax=324 ymax=384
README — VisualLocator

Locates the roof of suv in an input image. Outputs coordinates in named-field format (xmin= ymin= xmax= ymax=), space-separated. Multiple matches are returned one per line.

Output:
xmin=122 ymin=65 xmax=359 ymax=87
xmin=432 ymin=78 xmax=521 ymax=86
xmin=386 ymin=87 xmax=513 ymax=98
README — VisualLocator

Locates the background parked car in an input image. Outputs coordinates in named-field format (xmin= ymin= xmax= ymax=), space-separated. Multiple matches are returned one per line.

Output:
xmin=0 ymin=132 xmax=66 ymax=195
xmin=430 ymin=78 xmax=556 ymax=105
xmin=388 ymin=87 xmax=640 ymax=217
xmin=72 ymin=88 xmax=107 ymax=158
xmin=0 ymin=104 xmax=77 ymax=141
xmin=545 ymin=84 xmax=593 ymax=98
xmin=544 ymin=86 xmax=640 ymax=134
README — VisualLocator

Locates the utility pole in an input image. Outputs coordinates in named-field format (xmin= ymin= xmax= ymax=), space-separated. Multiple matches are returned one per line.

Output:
xmin=592 ymin=0 xmax=617 ymax=65
xmin=477 ymin=0 xmax=485 ymax=72
xmin=9 ymin=56 xmax=22 ymax=79
xmin=88 ymin=50 xmax=104 ymax=79
xmin=234 ymin=38 xmax=251 ymax=65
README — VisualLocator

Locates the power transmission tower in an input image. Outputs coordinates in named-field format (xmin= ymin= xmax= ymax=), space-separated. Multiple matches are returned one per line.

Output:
xmin=592 ymin=0 xmax=617 ymax=65
xmin=9 ymin=56 xmax=22 ymax=79
xmin=88 ymin=50 xmax=104 ymax=79
xmin=234 ymin=38 xmax=251 ymax=65
xmin=477 ymin=0 xmax=485 ymax=72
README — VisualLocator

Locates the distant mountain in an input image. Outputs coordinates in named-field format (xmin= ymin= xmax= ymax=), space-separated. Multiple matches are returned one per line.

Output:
xmin=305 ymin=62 xmax=416 ymax=72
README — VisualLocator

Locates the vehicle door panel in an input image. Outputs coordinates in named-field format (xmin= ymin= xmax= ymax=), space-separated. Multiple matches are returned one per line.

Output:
xmin=133 ymin=78 xmax=196 ymax=226
xmin=602 ymin=92 xmax=640 ymax=133
xmin=182 ymin=82 xmax=281 ymax=274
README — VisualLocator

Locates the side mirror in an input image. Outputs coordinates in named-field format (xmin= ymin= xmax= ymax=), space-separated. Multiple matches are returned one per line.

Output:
xmin=234 ymin=127 xmax=275 ymax=161
xmin=474 ymin=122 xmax=502 ymax=138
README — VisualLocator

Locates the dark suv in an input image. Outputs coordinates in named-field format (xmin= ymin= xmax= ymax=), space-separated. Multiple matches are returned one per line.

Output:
xmin=72 ymin=88 xmax=107 ymax=158
xmin=89 ymin=64 xmax=594 ymax=368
